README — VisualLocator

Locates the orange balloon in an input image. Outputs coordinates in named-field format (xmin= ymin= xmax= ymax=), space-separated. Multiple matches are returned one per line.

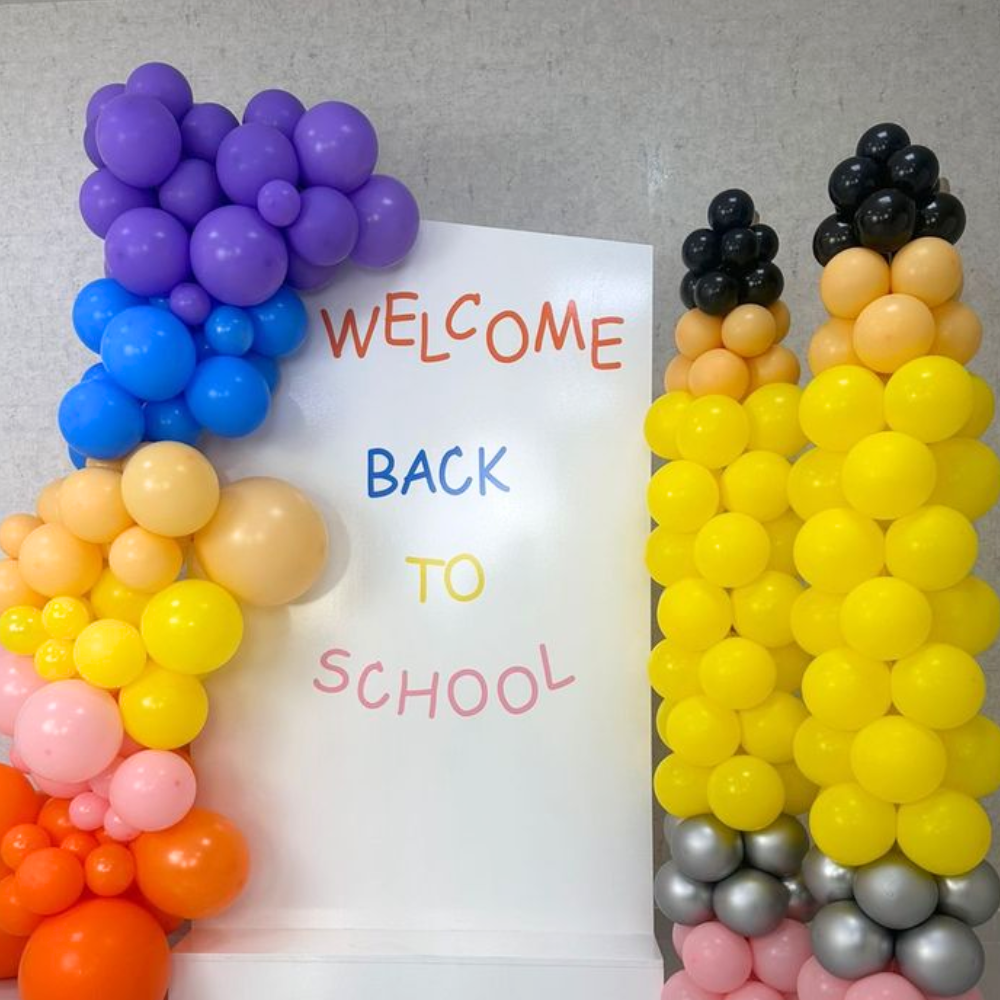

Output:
xmin=0 ymin=765 xmax=40 ymax=838
xmin=17 ymin=524 xmax=103 ymax=598
xmin=852 ymin=293 xmax=936 ymax=373
xmin=747 ymin=344 xmax=801 ymax=390
xmin=0 ymin=824 xmax=51 ymax=871
xmin=37 ymin=799 xmax=76 ymax=844
xmin=15 ymin=847 xmax=84 ymax=915
xmin=85 ymin=843 xmax=136 ymax=897
xmin=721 ymin=304 xmax=777 ymax=358
xmin=0 ymin=927 xmax=26 ymax=978
xmin=675 ymin=310 xmax=723 ymax=359
xmin=108 ymin=526 xmax=184 ymax=593
xmin=133 ymin=807 xmax=249 ymax=919
xmin=891 ymin=236 xmax=963 ymax=307
xmin=820 ymin=247 xmax=891 ymax=319
xmin=0 ymin=515 xmax=42 ymax=559
xmin=36 ymin=481 xmax=63 ymax=525
xmin=0 ymin=875 xmax=42 ymax=937
xmin=931 ymin=300 xmax=982 ymax=364
xmin=808 ymin=318 xmax=860 ymax=374
xmin=769 ymin=300 xmax=791 ymax=342
xmin=58 ymin=468 xmax=133 ymax=544
xmin=60 ymin=831 xmax=100 ymax=865
xmin=124 ymin=887 xmax=184 ymax=934
xmin=18 ymin=898 xmax=170 ymax=1000
xmin=0 ymin=560 xmax=44 ymax=613
xmin=665 ymin=353 xmax=693 ymax=392
xmin=688 ymin=348 xmax=750 ymax=399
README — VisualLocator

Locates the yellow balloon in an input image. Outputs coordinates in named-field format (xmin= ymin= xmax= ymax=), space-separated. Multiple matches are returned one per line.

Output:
xmin=739 ymin=691 xmax=807 ymax=763
xmin=0 ymin=605 xmax=47 ymax=655
xmin=794 ymin=717 xmax=856 ymax=787
xmin=119 ymin=664 xmax=210 ymax=749
xmin=647 ymin=460 xmax=720 ymax=532
xmin=676 ymin=395 xmax=750 ymax=469
xmin=791 ymin=588 xmax=844 ymax=656
xmin=788 ymin=449 xmax=846 ymax=520
xmin=793 ymin=508 xmax=884 ymax=594
xmin=648 ymin=639 xmax=702 ymax=701
xmin=891 ymin=643 xmax=985 ymax=730
xmin=765 ymin=510 xmax=802 ymax=575
xmin=73 ymin=619 xmax=147 ymax=689
xmin=841 ymin=431 xmax=937 ymax=520
xmin=731 ymin=571 xmax=801 ymax=648
xmin=884 ymin=505 xmax=977 ymax=591
xmin=644 ymin=391 xmax=693 ymax=459
xmin=926 ymin=577 xmax=1000 ymax=655
xmin=772 ymin=643 xmax=810 ymax=693
xmin=657 ymin=578 xmax=732 ymax=651
xmin=960 ymin=375 xmax=994 ymax=437
xmin=653 ymin=754 xmax=712 ymax=818
xmin=655 ymin=699 xmax=675 ymax=744
xmin=802 ymin=647 xmax=891 ymax=731
xmin=897 ymin=789 xmax=991 ymax=877
xmin=698 ymin=637 xmax=775 ymax=710
xmin=34 ymin=638 xmax=76 ymax=681
xmin=839 ymin=578 xmax=931 ymax=661
xmin=850 ymin=716 xmax=947 ymax=803
xmin=88 ymin=568 xmax=150 ymax=628
xmin=884 ymin=356 xmax=974 ymax=443
xmin=929 ymin=438 xmax=1000 ymax=521
xmin=775 ymin=761 xmax=819 ymax=816
xmin=694 ymin=512 xmax=771 ymax=588
xmin=141 ymin=580 xmax=243 ymax=676
xmin=743 ymin=383 xmax=807 ymax=457
xmin=665 ymin=695 xmax=741 ymax=767
xmin=41 ymin=595 xmax=91 ymax=640
xmin=707 ymin=755 xmax=785 ymax=832
xmin=809 ymin=782 xmax=897 ymax=866
xmin=939 ymin=716 xmax=1000 ymax=799
xmin=798 ymin=365 xmax=885 ymax=452
xmin=645 ymin=528 xmax=697 ymax=587
xmin=721 ymin=451 xmax=791 ymax=522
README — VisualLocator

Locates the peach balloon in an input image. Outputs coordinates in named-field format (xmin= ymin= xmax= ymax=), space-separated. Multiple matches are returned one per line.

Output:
xmin=36 ymin=481 xmax=63 ymax=524
xmin=17 ymin=525 xmax=103 ymax=598
xmin=891 ymin=236 xmax=963 ymax=308
xmin=0 ymin=561 xmax=44 ymax=613
xmin=852 ymin=293 xmax=936 ymax=373
xmin=675 ymin=310 xmax=724 ymax=359
xmin=722 ymin=305 xmax=777 ymax=358
xmin=769 ymin=300 xmax=791 ymax=342
xmin=688 ymin=348 xmax=750 ymax=400
xmin=0 ymin=515 xmax=42 ymax=560
xmin=194 ymin=477 xmax=328 ymax=607
xmin=808 ymin=318 xmax=861 ymax=374
xmin=932 ymin=300 xmax=982 ymax=364
xmin=665 ymin=354 xmax=693 ymax=392
xmin=121 ymin=443 xmax=220 ymax=538
xmin=58 ymin=469 xmax=134 ymax=544
xmin=109 ymin=528 xmax=184 ymax=593
xmin=820 ymin=248 xmax=891 ymax=319
xmin=748 ymin=345 xmax=800 ymax=391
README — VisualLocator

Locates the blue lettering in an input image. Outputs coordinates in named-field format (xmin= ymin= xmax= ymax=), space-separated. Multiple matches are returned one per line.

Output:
xmin=368 ymin=448 xmax=398 ymax=498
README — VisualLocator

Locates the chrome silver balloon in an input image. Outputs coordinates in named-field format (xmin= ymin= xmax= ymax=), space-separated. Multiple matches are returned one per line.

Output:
xmin=896 ymin=914 xmax=985 ymax=997
xmin=743 ymin=815 xmax=809 ymax=878
xmin=712 ymin=868 xmax=789 ymax=937
xmin=663 ymin=812 xmax=684 ymax=846
xmin=654 ymin=860 xmax=715 ymax=926
xmin=671 ymin=815 xmax=744 ymax=883
xmin=783 ymin=875 xmax=820 ymax=922
xmin=802 ymin=847 xmax=855 ymax=905
xmin=937 ymin=861 xmax=1000 ymax=927
xmin=810 ymin=900 xmax=894 ymax=980
xmin=853 ymin=852 xmax=939 ymax=931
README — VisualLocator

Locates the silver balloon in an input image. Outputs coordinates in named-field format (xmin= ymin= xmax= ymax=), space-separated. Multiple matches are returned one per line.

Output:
xmin=712 ymin=868 xmax=790 ymax=937
xmin=810 ymin=901 xmax=894 ymax=980
xmin=937 ymin=861 xmax=1000 ymax=927
xmin=783 ymin=875 xmax=820 ymax=922
xmin=671 ymin=815 xmax=744 ymax=883
xmin=896 ymin=915 xmax=985 ymax=997
xmin=663 ymin=813 xmax=684 ymax=846
xmin=654 ymin=861 xmax=714 ymax=926
xmin=802 ymin=847 xmax=855 ymax=905
xmin=853 ymin=852 xmax=939 ymax=931
xmin=743 ymin=815 xmax=809 ymax=878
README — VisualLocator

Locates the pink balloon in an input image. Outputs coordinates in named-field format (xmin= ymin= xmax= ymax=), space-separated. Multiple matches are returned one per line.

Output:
xmin=34 ymin=774 xmax=90 ymax=798
xmin=89 ymin=756 xmax=123 ymax=798
xmin=103 ymin=806 xmax=139 ymax=842
xmin=845 ymin=974 xmax=926 ymax=1000
xmin=109 ymin=749 xmax=196 ymax=832
xmin=661 ymin=970 xmax=723 ymax=1000
xmin=682 ymin=922 xmax=753 ymax=994
xmin=673 ymin=923 xmax=695 ymax=956
xmin=8 ymin=743 xmax=29 ymax=772
xmin=727 ymin=984 xmax=784 ymax=1000
xmin=0 ymin=649 xmax=44 ymax=735
xmin=70 ymin=792 xmax=110 ymax=831
xmin=798 ymin=957 xmax=853 ymax=1000
xmin=751 ymin=919 xmax=814 ymax=993
xmin=14 ymin=679 xmax=122 ymax=783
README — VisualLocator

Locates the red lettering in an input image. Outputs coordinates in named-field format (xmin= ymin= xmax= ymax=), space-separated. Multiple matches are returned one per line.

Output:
xmin=321 ymin=307 xmax=381 ymax=359
xmin=534 ymin=300 xmax=585 ymax=353
xmin=446 ymin=669 xmax=489 ymax=718
xmin=497 ymin=666 xmax=540 ymax=715
xmin=358 ymin=660 xmax=390 ymax=710
xmin=314 ymin=648 xmax=351 ymax=694
xmin=590 ymin=316 xmax=624 ymax=371
xmin=398 ymin=670 xmax=440 ymax=719
xmin=540 ymin=643 xmax=575 ymax=692
xmin=445 ymin=292 xmax=480 ymax=340
xmin=385 ymin=291 xmax=419 ymax=347
xmin=486 ymin=310 xmax=530 ymax=364
xmin=419 ymin=313 xmax=451 ymax=363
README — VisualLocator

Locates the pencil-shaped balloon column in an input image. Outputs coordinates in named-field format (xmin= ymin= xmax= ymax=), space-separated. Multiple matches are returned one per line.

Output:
xmin=648 ymin=191 xmax=817 ymax=1000
xmin=794 ymin=123 xmax=998 ymax=1000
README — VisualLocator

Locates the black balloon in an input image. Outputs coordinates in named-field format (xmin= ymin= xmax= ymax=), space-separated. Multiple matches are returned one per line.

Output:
xmin=813 ymin=214 xmax=859 ymax=265
xmin=828 ymin=156 xmax=883 ymax=213
xmin=720 ymin=228 xmax=759 ymax=269
xmin=680 ymin=271 xmax=698 ymax=309
xmin=856 ymin=122 xmax=911 ymax=164
xmin=683 ymin=228 xmax=722 ymax=274
xmin=915 ymin=192 xmax=966 ymax=244
xmin=694 ymin=271 xmax=739 ymax=316
xmin=888 ymin=144 xmax=940 ymax=199
xmin=752 ymin=223 xmax=779 ymax=262
xmin=855 ymin=188 xmax=916 ymax=254
xmin=740 ymin=262 xmax=783 ymax=306
xmin=708 ymin=189 xmax=755 ymax=232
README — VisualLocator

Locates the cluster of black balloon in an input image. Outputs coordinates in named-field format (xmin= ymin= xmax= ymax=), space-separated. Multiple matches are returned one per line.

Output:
xmin=803 ymin=848 xmax=999 ymax=998
xmin=813 ymin=122 xmax=967 ymax=265
xmin=654 ymin=814 xmax=815 ymax=938
xmin=679 ymin=190 xmax=784 ymax=316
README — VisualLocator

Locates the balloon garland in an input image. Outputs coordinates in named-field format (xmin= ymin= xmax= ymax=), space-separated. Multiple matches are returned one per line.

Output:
xmin=0 ymin=62 xmax=419 ymax=998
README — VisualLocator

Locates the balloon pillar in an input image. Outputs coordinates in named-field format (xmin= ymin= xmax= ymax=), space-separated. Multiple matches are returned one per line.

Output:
xmin=0 ymin=63 xmax=419 ymax=999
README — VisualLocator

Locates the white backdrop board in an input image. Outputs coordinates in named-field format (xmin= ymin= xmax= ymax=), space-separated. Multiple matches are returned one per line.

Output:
xmin=169 ymin=221 xmax=661 ymax=999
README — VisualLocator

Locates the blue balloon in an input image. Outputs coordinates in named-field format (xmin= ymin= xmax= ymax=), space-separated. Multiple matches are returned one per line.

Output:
xmin=185 ymin=356 xmax=271 ymax=437
xmin=81 ymin=362 xmax=111 ymax=383
xmin=248 ymin=285 xmax=307 ymax=357
xmin=192 ymin=332 xmax=216 ymax=362
xmin=68 ymin=447 xmax=86 ymax=470
xmin=72 ymin=278 xmax=144 ymax=353
xmin=59 ymin=379 xmax=144 ymax=459
xmin=101 ymin=305 xmax=197 ymax=401
xmin=149 ymin=296 xmax=172 ymax=310
xmin=144 ymin=396 xmax=202 ymax=445
xmin=244 ymin=352 xmax=280 ymax=393
xmin=205 ymin=305 xmax=254 ymax=356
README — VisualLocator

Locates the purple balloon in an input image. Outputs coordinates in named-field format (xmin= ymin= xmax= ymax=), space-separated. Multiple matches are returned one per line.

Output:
xmin=95 ymin=94 xmax=181 ymax=188
xmin=86 ymin=82 xmax=125 ymax=123
xmin=350 ymin=175 xmax=420 ymax=268
xmin=158 ymin=158 xmax=225 ymax=228
xmin=216 ymin=123 xmax=299 ymax=206
xmin=83 ymin=121 xmax=105 ymax=168
xmin=257 ymin=179 xmax=301 ymax=227
xmin=169 ymin=282 xmax=212 ymax=325
xmin=79 ymin=168 xmax=157 ymax=238
xmin=286 ymin=186 xmax=358 ymax=266
xmin=180 ymin=102 xmax=239 ymax=161
xmin=104 ymin=207 xmax=190 ymax=297
xmin=125 ymin=62 xmax=193 ymax=120
xmin=190 ymin=205 xmax=288 ymax=307
xmin=293 ymin=101 xmax=378 ymax=193
xmin=243 ymin=89 xmax=305 ymax=139
xmin=286 ymin=251 xmax=338 ymax=292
